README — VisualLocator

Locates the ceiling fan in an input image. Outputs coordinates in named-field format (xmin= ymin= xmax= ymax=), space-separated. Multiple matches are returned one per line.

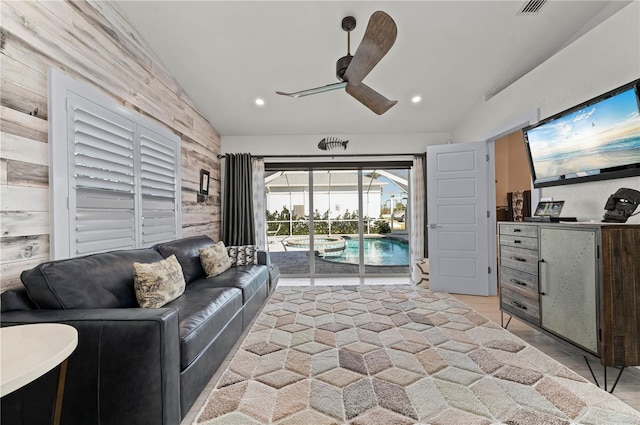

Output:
xmin=276 ymin=11 xmax=398 ymax=115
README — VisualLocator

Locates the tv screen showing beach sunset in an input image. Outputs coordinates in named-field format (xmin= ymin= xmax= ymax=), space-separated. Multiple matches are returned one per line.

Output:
xmin=526 ymin=88 xmax=640 ymax=180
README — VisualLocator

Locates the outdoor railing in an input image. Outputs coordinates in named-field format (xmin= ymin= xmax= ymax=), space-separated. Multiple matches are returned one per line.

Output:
xmin=266 ymin=217 xmax=405 ymax=237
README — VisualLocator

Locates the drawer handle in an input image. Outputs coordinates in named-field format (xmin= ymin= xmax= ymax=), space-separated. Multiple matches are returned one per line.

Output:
xmin=510 ymin=256 xmax=527 ymax=262
xmin=510 ymin=278 xmax=527 ymax=287
xmin=513 ymin=240 xmax=521 ymax=244
xmin=513 ymin=228 xmax=522 ymax=233
xmin=511 ymin=301 xmax=527 ymax=310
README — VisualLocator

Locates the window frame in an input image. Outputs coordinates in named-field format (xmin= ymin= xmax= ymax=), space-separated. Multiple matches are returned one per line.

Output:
xmin=49 ymin=68 xmax=182 ymax=259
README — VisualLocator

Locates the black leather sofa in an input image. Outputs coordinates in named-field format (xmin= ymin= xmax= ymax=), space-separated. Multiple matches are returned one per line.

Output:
xmin=0 ymin=235 xmax=272 ymax=425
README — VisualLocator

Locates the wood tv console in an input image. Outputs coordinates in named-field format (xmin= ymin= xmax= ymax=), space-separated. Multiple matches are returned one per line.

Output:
xmin=498 ymin=222 xmax=640 ymax=391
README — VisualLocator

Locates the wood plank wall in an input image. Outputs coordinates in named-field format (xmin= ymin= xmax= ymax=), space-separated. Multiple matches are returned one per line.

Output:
xmin=0 ymin=1 xmax=221 ymax=291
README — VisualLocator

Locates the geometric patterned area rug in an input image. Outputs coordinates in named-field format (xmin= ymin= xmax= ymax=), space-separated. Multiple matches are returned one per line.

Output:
xmin=194 ymin=285 xmax=640 ymax=425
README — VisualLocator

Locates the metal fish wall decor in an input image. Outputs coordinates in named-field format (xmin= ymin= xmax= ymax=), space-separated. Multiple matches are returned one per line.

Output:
xmin=318 ymin=137 xmax=349 ymax=151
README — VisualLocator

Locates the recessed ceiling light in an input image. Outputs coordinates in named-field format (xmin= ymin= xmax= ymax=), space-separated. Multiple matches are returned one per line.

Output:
xmin=255 ymin=98 xmax=265 ymax=106
xmin=411 ymin=95 xmax=422 ymax=104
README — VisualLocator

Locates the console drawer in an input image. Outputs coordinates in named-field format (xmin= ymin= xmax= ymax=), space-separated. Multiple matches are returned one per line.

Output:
xmin=500 ymin=246 xmax=539 ymax=275
xmin=501 ymin=286 xmax=540 ymax=326
xmin=499 ymin=234 xmax=538 ymax=251
xmin=499 ymin=224 xmax=538 ymax=238
xmin=499 ymin=266 xmax=539 ymax=296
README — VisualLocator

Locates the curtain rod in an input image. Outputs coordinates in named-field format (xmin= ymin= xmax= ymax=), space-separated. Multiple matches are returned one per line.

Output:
xmin=216 ymin=153 xmax=425 ymax=159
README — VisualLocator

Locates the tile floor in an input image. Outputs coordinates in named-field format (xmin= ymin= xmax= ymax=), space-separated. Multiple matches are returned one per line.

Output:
xmin=180 ymin=277 xmax=640 ymax=424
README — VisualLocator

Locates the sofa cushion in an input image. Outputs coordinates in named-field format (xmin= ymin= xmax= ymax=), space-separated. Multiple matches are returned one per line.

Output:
xmin=165 ymin=286 xmax=242 ymax=369
xmin=155 ymin=236 xmax=215 ymax=284
xmin=189 ymin=265 xmax=269 ymax=304
xmin=134 ymin=255 xmax=186 ymax=308
xmin=21 ymin=249 xmax=164 ymax=309
xmin=199 ymin=242 xmax=232 ymax=277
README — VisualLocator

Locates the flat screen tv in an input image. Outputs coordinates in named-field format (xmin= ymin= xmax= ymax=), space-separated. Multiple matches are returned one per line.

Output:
xmin=522 ymin=79 xmax=640 ymax=188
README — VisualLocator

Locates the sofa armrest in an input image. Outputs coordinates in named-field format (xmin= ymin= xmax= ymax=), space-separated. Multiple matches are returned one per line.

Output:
xmin=1 ymin=308 xmax=181 ymax=425
xmin=258 ymin=250 xmax=270 ymax=267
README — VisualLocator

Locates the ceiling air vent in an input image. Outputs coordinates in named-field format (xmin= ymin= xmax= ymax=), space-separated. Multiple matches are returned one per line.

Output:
xmin=518 ymin=0 xmax=547 ymax=15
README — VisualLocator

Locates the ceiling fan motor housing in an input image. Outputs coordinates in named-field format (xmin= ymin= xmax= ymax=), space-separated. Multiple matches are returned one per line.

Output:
xmin=336 ymin=55 xmax=352 ymax=81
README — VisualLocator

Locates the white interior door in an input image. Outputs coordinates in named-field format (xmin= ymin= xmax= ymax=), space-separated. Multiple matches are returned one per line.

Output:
xmin=426 ymin=142 xmax=492 ymax=295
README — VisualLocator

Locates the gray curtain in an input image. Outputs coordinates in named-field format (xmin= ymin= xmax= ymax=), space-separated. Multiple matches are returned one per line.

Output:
xmin=223 ymin=153 xmax=255 ymax=246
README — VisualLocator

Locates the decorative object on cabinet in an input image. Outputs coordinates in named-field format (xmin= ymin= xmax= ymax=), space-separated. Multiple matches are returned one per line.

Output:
xmin=496 ymin=206 xmax=509 ymax=221
xmin=602 ymin=187 xmax=640 ymax=223
xmin=506 ymin=190 xmax=531 ymax=221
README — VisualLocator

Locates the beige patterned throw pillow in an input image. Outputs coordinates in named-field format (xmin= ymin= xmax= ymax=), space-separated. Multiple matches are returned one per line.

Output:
xmin=133 ymin=255 xmax=186 ymax=308
xmin=200 ymin=241 xmax=232 ymax=277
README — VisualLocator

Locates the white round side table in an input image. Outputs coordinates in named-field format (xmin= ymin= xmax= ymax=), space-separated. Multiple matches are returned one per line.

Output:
xmin=1 ymin=323 xmax=78 ymax=425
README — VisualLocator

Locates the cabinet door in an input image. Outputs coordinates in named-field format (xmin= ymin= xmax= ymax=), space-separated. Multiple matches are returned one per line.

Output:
xmin=539 ymin=228 xmax=598 ymax=354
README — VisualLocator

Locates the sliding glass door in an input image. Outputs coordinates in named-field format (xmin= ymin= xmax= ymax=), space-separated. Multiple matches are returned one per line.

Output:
xmin=312 ymin=169 xmax=361 ymax=276
xmin=265 ymin=166 xmax=411 ymax=278
xmin=363 ymin=169 xmax=410 ymax=276
xmin=265 ymin=170 xmax=310 ymax=276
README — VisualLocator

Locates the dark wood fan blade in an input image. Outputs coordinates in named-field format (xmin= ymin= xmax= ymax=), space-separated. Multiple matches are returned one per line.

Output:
xmin=343 ymin=11 xmax=397 ymax=84
xmin=346 ymin=82 xmax=397 ymax=115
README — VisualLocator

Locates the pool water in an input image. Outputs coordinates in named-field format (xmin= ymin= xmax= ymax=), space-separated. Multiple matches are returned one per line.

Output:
xmin=324 ymin=237 xmax=409 ymax=266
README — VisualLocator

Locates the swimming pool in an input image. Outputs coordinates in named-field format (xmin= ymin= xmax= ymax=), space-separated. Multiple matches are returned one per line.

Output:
xmin=324 ymin=237 xmax=409 ymax=266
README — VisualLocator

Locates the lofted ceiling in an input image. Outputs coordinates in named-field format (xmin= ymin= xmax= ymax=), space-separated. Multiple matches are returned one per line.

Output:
xmin=113 ymin=1 xmax=630 ymax=137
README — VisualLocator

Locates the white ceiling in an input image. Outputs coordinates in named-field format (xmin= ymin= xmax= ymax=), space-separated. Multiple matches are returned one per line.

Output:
xmin=113 ymin=1 xmax=630 ymax=137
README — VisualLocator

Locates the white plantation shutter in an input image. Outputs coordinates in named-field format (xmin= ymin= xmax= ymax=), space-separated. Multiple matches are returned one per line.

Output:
xmin=139 ymin=127 xmax=180 ymax=246
xmin=69 ymin=95 xmax=136 ymax=255
xmin=50 ymin=69 xmax=181 ymax=259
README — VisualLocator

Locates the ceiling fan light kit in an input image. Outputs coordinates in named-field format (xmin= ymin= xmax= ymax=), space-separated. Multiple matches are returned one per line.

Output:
xmin=276 ymin=11 xmax=397 ymax=115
